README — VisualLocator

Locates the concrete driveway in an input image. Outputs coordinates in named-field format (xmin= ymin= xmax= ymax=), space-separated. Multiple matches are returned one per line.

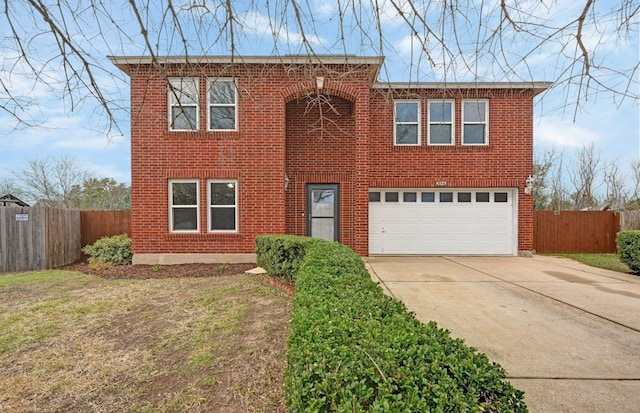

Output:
xmin=366 ymin=255 xmax=640 ymax=413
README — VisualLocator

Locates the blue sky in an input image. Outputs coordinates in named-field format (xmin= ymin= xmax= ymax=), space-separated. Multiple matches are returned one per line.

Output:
xmin=1 ymin=0 xmax=638 ymax=195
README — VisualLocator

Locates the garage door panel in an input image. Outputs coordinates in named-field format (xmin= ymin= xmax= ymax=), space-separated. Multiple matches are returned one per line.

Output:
xmin=369 ymin=189 xmax=516 ymax=255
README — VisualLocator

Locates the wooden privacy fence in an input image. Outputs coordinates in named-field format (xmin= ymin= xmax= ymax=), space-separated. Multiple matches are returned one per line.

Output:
xmin=80 ymin=210 xmax=131 ymax=247
xmin=534 ymin=211 xmax=621 ymax=253
xmin=0 ymin=207 xmax=81 ymax=273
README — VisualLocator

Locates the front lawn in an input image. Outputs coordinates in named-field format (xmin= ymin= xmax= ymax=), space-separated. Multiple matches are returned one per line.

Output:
xmin=0 ymin=269 xmax=291 ymax=412
xmin=552 ymin=253 xmax=631 ymax=274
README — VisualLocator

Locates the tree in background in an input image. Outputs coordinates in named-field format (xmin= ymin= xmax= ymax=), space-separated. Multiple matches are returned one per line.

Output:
xmin=14 ymin=156 xmax=91 ymax=208
xmin=74 ymin=177 xmax=131 ymax=210
xmin=11 ymin=156 xmax=130 ymax=209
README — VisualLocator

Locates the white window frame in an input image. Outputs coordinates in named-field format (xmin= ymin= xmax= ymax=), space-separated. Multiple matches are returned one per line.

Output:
xmin=394 ymin=100 xmax=421 ymax=146
xmin=462 ymin=99 xmax=489 ymax=145
xmin=427 ymin=99 xmax=455 ymax=145
xmin=207 ymin=179 xmax=238 ymax=233
xmin=207 ymin=78 xmax=238 ymax=131
xmin=168 ymin=78 xmax=199 ymax=131
xmin=169 ymin=179 xmax=200 ymax=233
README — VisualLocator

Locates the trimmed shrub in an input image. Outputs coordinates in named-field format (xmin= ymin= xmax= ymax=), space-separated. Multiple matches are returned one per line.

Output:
xmin=255 ymin=235 xmax=320 ymax=285
xmin=261 ymin=236 xmax=528 ymax=412
xmin=616 ymin=230 xmax=640 ymax=273
xmin=82 ymin=234 xmax=133 ymax=266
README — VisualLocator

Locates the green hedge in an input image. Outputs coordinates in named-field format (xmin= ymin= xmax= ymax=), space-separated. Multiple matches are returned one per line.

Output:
xmin=256 ymin=236 xmax=527 ymax=412
xmin=255 ymin=235 xmax=320 ymax=285
xmin=617 ymin=230 xmax=640 ymax=273
xmin=82 ymin=234 xmax=133 ymax=265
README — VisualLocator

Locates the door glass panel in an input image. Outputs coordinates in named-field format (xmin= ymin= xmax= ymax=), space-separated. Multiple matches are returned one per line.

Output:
xmin=311 ymin=219 xmax=334 ymax=242
xmin=403 ymin=192 xmax=417 ymax=202
xmin=439 ymin=192 xmax=453 ymax=202
xmin=311 ymin=189 xmax=335 ymax=217
xmin=385 ymin=192 xmax=399 ymax=202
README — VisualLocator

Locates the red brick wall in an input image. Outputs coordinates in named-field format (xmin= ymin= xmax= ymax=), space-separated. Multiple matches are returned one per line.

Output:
xmin=368 ymin=88 xmax=535 ymax=251
xmin=127 ymin=63 xmax=373 ymax=255
xmin=126 ymin=61 xmax=534 ymax=257
xmin=285 ymin=95 xmax=356 ymax=247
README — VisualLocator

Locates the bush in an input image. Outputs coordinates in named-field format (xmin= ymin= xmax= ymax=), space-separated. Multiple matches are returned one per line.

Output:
xmin=255 ymin=235 xmax=320 ymax=285
xmin=83 ymin=234 xmax=132 ymax=266
xmin=616 ymin=230 xmax=640 ymax=273
xmin=262 ymin=236 xmax=528 ymax=412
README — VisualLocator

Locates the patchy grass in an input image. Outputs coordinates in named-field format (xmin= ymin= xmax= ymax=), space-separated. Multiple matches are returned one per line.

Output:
xmin=553 ymin=253 xmax=631 ymax=274
xmin=0 ymin=269 xmax=291 ymax=412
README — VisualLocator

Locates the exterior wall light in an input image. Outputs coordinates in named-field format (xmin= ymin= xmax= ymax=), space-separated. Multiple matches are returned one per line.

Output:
xmin=316 ymin=76 xmax=324 ymax=91
xmin=525 ymin=175 xmax=534 ymax=195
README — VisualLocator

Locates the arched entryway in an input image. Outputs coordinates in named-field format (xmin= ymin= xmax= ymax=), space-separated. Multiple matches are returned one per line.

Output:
xmin=284 ymin=93 xmax=356 ymax=246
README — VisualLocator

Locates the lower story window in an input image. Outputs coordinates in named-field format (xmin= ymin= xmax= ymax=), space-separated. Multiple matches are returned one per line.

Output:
xmin=169 ymin=180 xmax=199 ymax=232
xmin=208 ymin=180 xmax=238 ymax=232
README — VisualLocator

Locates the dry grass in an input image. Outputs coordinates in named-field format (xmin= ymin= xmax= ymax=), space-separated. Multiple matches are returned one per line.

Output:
xmin=0 ymin=270 xmax=292 ymax=412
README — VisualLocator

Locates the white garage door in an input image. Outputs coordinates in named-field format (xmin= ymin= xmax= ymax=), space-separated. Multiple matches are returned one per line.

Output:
xmin=369 ymin=189 xmax=517 ymax=255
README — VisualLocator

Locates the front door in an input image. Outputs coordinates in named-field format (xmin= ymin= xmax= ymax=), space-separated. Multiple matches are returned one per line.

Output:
xmin=307 ymin=184 xmax=339 ymax=242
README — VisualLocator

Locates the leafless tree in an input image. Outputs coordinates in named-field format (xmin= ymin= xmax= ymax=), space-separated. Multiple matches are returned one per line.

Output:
xmin=12 ymin=156 xmax=93 ymax=208
xmin=626 ymin=160 xmax=640 ymax=209
xmin=602 ymin=158 xmax=627 ymax=210
xmin=548 ymin=151 xmax=571 ymax=211
xmin=1 ymin=1 xmax=637 ymax=133
xmin=568 ymin=143 xmax=601 ymax=210
xmin=533 ymin=148 xmax=562 ymax=210
xmin=0 ymin=177 xmax=25 ymax=199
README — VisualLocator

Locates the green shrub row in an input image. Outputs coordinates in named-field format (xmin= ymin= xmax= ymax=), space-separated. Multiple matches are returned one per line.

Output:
xmin=82 ymin=233 xmax=133 ymax=265
xmin=617 ymin=230 xmax=640 ymax=273
xmin=256 ymin=236 xmax=527 ymax=412
xmin=255 ymin=235 xmax=320 ymax=285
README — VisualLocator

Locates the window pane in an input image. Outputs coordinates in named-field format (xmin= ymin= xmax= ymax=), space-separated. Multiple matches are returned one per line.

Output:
xmin=172 ymin=106 xmax=197 ymax=130
xmin=210 ymin=107 xmax=236 ymax=130
xmin=172 ymin=182 xmax=197 ymax=205
xmin=476 ymin=192 xmax=490 ymax=202
xmin=458 ymin=192 xmax=472 ymax=202
xmin=495 ymin=192 xmax=508 ymax=203
xmin=385 ymin=192 xmax=399 ymax=202
xmin=421 ymin=192 xmax=435 ymax=202
xmin=173 ymin=208 xmax=197 ymax=231
xmin=439 ymin=192 xmax=453 ymax=202
xmin=211 ymin=207 xmax=236 ymax=230
xmin=210 ymin=182 xmax=235 ymax=205
xmin=429 ymin=101 xmax=452 ymax=122
xmin=464 ymin=101 xmax=486 ymax=122
xmin=403 ymin=192 xmax=417 ymax=202
xmin=430 ymin=124 xmax=452 ymax=144
xmin=395 ymin=102 xmax=418 ymax=122
xmin=396 ymin=124 xmax=418 ymax=144
xmin=170 ymin=79 xmax=198 ymax=104
xmin=369 ymin=192 xmax=381 ymax=202
xmin=210 ymin=81 xmax=235 ymax=104
xmin=463 ymin=125 xmax=486 ymax=144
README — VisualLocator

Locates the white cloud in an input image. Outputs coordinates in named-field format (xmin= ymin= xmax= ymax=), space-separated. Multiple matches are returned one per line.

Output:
xmin=239 ymin=11 xmax=325 ymax=48
xmin=535 ymin=116 xmax=602 ymax=148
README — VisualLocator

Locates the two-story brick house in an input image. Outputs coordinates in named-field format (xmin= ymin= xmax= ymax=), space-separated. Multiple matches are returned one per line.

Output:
xmin=108 ymin=55 xmax=549 ymax=264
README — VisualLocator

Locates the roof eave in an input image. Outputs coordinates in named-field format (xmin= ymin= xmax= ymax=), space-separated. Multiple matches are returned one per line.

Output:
xmin=372 ymin=81 xmax=553 ymax=96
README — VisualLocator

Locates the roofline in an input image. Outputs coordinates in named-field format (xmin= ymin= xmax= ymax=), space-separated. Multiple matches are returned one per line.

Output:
xmin=108 ymin=55 xmax=384 ymax=71
xmin=373 ymin=81 xmax=552 ymax=96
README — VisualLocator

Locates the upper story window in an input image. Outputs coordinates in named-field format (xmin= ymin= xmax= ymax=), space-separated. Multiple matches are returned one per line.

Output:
xmin=208 ymin=180 xmax=238 ymax=232
xmin=168 ymin=78 xmax=199 ymax=131
xmin=462 ymin=100 xmax=488 ymax=145
xmin=394 ymin=100 xmax=420 ymax=145
xmin=169 ymin=179 xmax=199 ymax=232
xmin=208 ymin=79 xmax=237 ymax=131
xmin=428 ymin=100 xmax=454 ymax=145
